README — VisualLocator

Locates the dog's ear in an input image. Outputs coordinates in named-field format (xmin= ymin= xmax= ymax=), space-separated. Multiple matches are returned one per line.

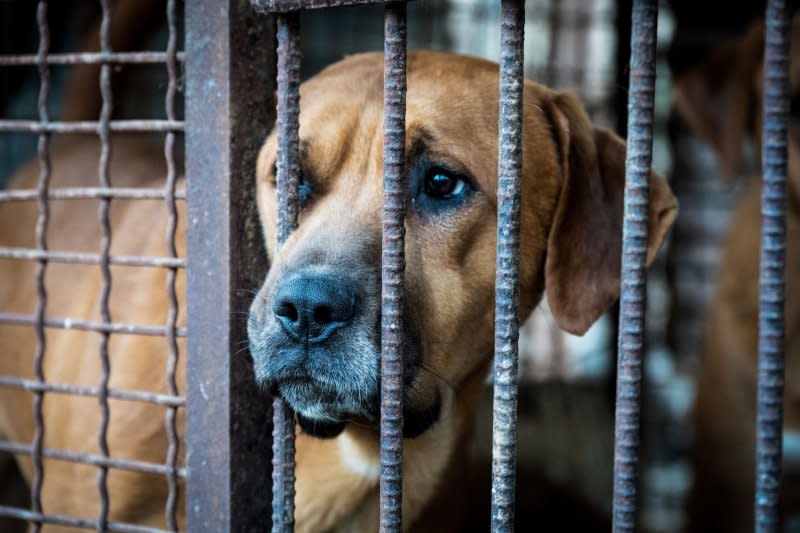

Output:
xmin=542 ymin=92 xmax=678 ymax=336
xmin=673 ymin=22 xmax=764 ymax=177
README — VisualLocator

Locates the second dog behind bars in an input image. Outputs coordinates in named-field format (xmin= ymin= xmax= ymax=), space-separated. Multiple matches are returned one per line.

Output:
xmin=674 ymin=14 xmax=800 ymax=533
xmin=0 ymin=21 xmax=678 ymax=533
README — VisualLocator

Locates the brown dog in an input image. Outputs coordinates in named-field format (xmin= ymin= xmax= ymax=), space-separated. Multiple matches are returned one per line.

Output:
xmin=246 ymin=50 xmax=677 ymax=531
xmin=0 ymin=51 xmax=677 ymax=531
xmin=675 ymin=18 xmax=800 ymax=533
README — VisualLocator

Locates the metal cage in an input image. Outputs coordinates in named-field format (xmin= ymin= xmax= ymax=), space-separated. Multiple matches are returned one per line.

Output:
xmin=0 ymin=0 xmax=790 ymax=531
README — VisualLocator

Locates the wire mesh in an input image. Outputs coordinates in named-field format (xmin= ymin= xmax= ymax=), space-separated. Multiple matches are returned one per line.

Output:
xmin=0 ymin=1 xmax=186 ymax=531
xmin=272 ymin=12 xmax=302 ymax=533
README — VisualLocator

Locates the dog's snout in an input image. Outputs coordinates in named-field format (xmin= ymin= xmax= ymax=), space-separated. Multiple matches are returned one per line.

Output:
xmin=272 ymin=274 xmax=356 ymax=343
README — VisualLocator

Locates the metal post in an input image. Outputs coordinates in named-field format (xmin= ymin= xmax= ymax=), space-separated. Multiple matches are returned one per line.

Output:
xmin=185 ymin=1 xmax=274 ymax=531
xmin=30 ymin=2 xmax=51 ymax=531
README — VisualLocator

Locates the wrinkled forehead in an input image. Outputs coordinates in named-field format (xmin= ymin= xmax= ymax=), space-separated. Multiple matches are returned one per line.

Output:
xmin=267 ymin=52 xmax=546 ymax=181
xmin=258 ymin=50 xmax=555 ymax=196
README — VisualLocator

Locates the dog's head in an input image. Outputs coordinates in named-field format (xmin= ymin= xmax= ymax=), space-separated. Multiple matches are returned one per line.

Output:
xmin=248 ymin=51 xmax=677 ymax=439
xmin=674 ymin=14 xmax=800 ymax=201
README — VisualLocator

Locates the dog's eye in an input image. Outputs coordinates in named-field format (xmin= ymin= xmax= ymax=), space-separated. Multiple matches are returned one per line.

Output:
xmin=423 ymin=169 xmax=467 ymax=200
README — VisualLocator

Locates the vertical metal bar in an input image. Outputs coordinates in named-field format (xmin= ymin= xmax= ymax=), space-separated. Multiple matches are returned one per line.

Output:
xmin=490 ymin=0 xmax=524 ymax=531
xmin=380 ymin=4 xmax=407 ymax=532
xmin=755 ymin=1 xmax=789 ymax=531
xmin=96 ymin=1 xmax=113 ymax=530
xmin=272 ymin=13 xmax=300 ymax=533
xmin=612 ymin=1 xmax=657 ymax=531
xmin=30 ymin=2 xmax=51 ymax=531
xmin=162 ymin=0 xmax=180 ymax=530
xmin=185 ymin=1 xmax=274 ymax=531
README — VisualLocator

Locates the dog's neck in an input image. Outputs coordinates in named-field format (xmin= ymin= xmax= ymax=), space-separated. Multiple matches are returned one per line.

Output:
xmin=292 ymin=360 xmax=490 ymax=532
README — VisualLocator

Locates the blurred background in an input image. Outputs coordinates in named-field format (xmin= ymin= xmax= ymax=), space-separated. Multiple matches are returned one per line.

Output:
xmin=0 ymin=0 xmax=791 ymax=531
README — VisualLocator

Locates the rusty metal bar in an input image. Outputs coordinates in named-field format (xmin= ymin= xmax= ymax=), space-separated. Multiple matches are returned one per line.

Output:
xmin=756 ymin=1 xmax=790 ymax=531
xmin=0 ymin=312 xmax=186 ymax=336
xmin=0 ymin=188 xmax=187 ymax=201
xmin=379 ymin=4 xmax=407 ymax=532
xmin=274 ymin=15 xmax=301 ymax=248
xmin=96 ymin=2 xmax=114 ymax=529
xmin=185 ymin=1 xmax=274 ymax=531
xmin=254 ymin=0 xmax=391 ymax=13
xmin=0 ymin=376 xmax=184 ymax=407
xmin=30 ymin=2 xmax=51 ymax=530
xmin=272 ymin=13 xmax=301 ymax=533
xmin=0 ymin=441 xmax=188 ymax=478
xmin=0 ymin=120 xmax=183 ymax=133
xmin=0 ymin=248 xmax=185 ymax=268
xmin=490 ymin=1 xmax=524 ymax=531
xmin=163 ymin=0 xmax=180 ymax=529
xmin=0 ymin=506 xmax=172 ymax=533
xmin=612 ymin=1 xmax=657 ymax=531
xmin=0 ymin=51 xmax=186 ymax=66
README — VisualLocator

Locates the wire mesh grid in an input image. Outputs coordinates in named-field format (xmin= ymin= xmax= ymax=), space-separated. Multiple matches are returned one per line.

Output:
xmin=0 ymin=1 xmax=790 ymax=532
xmin=0 ymin=1 xmax=185 ymax=531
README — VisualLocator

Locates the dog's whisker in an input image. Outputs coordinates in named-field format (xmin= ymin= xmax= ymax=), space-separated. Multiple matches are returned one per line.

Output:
xmin=413 ymin=361 xmax=456 ymax=394
xmin=232 ymin=346 xmax=252 ymax=359
xmin=233 ymin=288 xmax=259 ymax=296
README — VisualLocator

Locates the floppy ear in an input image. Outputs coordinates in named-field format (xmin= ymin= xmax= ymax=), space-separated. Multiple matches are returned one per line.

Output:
xmin=542 ymin=92 xmax=678 ymax=336
xmin=673 ymin=22 xmax=764 ymax=177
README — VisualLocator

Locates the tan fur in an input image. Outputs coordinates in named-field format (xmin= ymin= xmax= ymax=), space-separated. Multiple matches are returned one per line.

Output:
xmin=1 ymin=51 xmax=676 ymax=531
xmin=674 ymin=16 xmax=800 ymax=533
xmin=0 ymin=136 xmax=186 ymax=530
xmin=251 ymin=51 xmax=675 ymax=531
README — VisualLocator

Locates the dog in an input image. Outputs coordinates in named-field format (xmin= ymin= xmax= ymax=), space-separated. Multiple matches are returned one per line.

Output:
xmin=0 ymin=42 xmax=677 ymax=533
xmin=674 ymin=17 xmax=800 ymax=533
xmin=246 ymin=50 xmax=677 ymax=531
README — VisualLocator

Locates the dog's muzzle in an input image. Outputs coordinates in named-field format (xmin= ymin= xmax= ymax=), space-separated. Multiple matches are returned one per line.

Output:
xmin=248 ymin=267 xmax=381 ymax=438
xmin=248 ymin=266 xmax=440 ymax=440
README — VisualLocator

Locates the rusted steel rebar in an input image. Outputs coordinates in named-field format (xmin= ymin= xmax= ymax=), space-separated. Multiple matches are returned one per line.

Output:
xmin=490 ymin=1 xmax=524 ymax=531
xmin=611 ymin=1 xmax=657 ymax=531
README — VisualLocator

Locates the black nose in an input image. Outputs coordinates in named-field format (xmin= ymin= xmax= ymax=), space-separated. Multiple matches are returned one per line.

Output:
xmin=272 ymin=274 xmax=356 ymax=343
